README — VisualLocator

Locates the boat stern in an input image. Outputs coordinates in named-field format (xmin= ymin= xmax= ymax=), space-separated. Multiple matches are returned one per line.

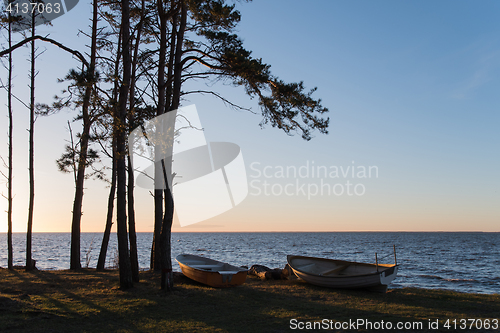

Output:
xmin=380 ymin=265 xmax=399 ymax=286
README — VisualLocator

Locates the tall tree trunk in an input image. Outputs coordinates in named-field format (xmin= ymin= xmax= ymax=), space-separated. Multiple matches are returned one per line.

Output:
xmin=151 ymin=0 xmax=171 ymax=272
xmin=127 ymin=155 xmax=139 ymax=281
xmin=97 ymin=29 xmax=121 ymax=271
xmin=152 ymin=192 xmax=162 ymax=271
xmin=171 ymin=1 xmax=186 ymax=111
xmin=96 ymin=142 xmax=116 ymax=270
xmin=7 ymin=8 xmax=14 ymax=271
xmin=127 ymin=0 xmax=144 ymax=280
xmin=155 ymin=0 xmax=178 ymax=274
xmin=26 ymin=11 xmax=36 ymax=272
xmin=159 ymin=0 xmax=187 ymax=291
xmin=160 ymin=161 xmax=174 ymax=290
xmin=70 ymin=0 xmax=99 ymax=270
xmin=165 ymin=4 xmax=176 ymax=113
xmin=116 ymin=0 xmax=133 ymax=289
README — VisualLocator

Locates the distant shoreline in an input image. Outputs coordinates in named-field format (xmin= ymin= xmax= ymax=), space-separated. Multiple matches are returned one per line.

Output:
xmin=1 ymin=230 xmax=499 ymax=234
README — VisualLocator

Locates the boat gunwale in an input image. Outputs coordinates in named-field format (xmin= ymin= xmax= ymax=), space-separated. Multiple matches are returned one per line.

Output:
xmin=177 ymin=262 xmax=248 ymax=275
xmin=287 ymin=255 xmax=397 ymax=279
xmin=176 ymin=254 xmax=248 ymax=273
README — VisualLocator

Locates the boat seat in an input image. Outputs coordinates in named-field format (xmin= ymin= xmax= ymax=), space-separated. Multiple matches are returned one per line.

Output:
xmin=320 ymin=265 xmax=348 ymax=276
xmin=218 ymin=271 xmax=240 ymax=275
xmin=191 ymin=264 xmax=224 ymax=269
xmin=297 ymin=263 xmax=315 ymax=269
xmin=182 ymin=261 xmax=206 ymax=265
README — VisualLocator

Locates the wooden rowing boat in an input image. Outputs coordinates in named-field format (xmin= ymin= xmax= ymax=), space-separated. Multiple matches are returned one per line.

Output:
xmin=287 ymin=255 xmax=398 ymax=292
xmin=176 ymin=254 xmax=248 ymax=287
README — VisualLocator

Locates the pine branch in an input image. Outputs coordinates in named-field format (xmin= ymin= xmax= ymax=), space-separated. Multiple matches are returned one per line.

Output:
xmin=0 ymin=35 xmax=89 ymax=68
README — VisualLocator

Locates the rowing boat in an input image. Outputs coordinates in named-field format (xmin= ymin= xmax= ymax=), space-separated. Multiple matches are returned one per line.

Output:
xmin=287 ymin=255 xmax=398 ymax=292
xmin=176 ymin=254 xmax=248 ymax=287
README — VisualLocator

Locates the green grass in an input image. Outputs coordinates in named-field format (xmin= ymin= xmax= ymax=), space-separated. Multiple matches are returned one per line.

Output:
xmin=0 ymin=268 xmax=498 ymax=332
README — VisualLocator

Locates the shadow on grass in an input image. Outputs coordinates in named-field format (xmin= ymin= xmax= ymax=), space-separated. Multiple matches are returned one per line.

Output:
xmin=1 ymin=269 xmax=498 ymax=333
xmin=351 ymin=285 xmax=500 ymax=318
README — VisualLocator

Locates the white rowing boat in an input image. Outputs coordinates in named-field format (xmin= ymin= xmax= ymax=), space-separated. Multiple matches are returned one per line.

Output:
xmin=176 ymin=254 xmax=248 ymax=287
xmin=287 ymin=254 xmax=398 ymax=292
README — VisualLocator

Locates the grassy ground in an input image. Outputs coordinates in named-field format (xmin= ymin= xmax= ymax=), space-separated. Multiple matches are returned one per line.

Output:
xmin=0 ymin=268 xmax=498 ymax=332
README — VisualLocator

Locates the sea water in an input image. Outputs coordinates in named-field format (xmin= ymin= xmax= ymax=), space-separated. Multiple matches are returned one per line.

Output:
xmin=0 ymin=232 xmax=498 ymax=294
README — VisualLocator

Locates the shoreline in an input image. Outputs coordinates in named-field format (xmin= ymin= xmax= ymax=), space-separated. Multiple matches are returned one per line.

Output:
xmin=2 ymin=232 xmax=499 ymax=295
xmin=1 ymin=268 xmax=498 ymax=332
xmin=2 ymin=266 xmax=498 ymax=296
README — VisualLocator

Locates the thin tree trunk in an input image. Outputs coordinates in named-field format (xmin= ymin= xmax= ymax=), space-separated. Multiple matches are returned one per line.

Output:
xmin=127 ymin=155 xmax=139 ymax=281
xmin=171 ymin=1 xmax=186 ymax=111
xmin=96 ymin=142 xmax=116 ymax=270
xmin=7 ymin=8 xmax=14 ymax=270
xmin=160 ymin=0 xmax=187 ymax=291
xmin=153 ymin=1 xmax=177 ymax=273
xmin=70 ymin=0 xmax=99 ymax=270
xmin=160 ymin=161 xmax=174 ymax=290
xmin=26 ymin=11 xmax=36 ymax=272
xmin=150 ymin=187 xmax=163 ymax=271
xmin=151 ymin=0 xmax=171 ymax=272
xmin=116 ymin=0 xmax=133 ymax=289
xmin=97 ymin=30 xmax=122 ymax=271
xmin=127 ymin=1 xmax=144 ymax=281
xmin=165 ymin=7 xmax=176 ymax=112
xmin=152 ymin=190 xmax=162 ymax=271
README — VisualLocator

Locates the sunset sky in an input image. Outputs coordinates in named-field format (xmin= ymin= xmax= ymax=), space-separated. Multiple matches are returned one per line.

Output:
xmin=0 ymin=0 xmax=499 ymax=233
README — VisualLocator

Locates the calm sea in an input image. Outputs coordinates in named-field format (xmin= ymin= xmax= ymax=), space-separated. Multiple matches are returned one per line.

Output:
xmin=0 ymin=232 xmax=498 ymax=294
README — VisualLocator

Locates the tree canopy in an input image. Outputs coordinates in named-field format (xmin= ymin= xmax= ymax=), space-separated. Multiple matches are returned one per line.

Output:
xmin=0 ymin=0 xmax=329 ymax=289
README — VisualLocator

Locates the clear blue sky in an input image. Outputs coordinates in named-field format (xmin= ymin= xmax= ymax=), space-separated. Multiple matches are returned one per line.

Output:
xmin=1 ymin=0 xmax=499 ymax=232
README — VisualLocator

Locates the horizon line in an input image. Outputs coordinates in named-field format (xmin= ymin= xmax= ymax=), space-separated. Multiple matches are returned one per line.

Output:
xmin=1 ymin=230 xmax=498 ymax=233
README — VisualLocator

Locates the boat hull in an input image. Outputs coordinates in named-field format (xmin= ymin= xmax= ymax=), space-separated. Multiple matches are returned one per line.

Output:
xmin=287 ymin=255 xmax=398 ymax=292
xmin=176 ymin=254 xmax=248 ymax=288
